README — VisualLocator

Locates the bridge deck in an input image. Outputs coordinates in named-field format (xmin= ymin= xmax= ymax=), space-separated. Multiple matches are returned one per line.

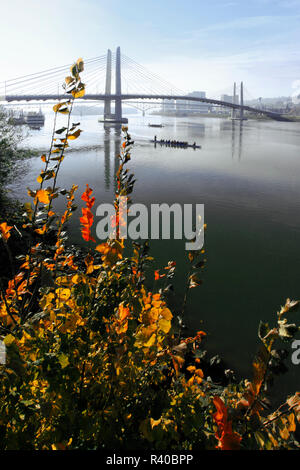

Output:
xmin=2 ymin=93 xmax=289 ymax=121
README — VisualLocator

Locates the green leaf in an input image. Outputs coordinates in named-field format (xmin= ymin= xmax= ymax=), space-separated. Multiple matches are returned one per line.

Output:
xmin=58 ymin=353 xmax=69 ymax=369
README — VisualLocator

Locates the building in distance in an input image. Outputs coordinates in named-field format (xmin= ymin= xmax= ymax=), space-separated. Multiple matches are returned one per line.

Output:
xmin=176 ymin=91 xmax=211 ymax=115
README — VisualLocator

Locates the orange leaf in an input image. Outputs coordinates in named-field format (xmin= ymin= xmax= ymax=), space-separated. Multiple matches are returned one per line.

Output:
xmin=213 ymin=396 xmax=228 ymax=427
xmin=118 ymin=303 xmax=130 ymax=321
xmin=171 ymin=354 xmax=185 ymax=374
xmin=80 ymin=185 xmax=96 ymax=242
xmin=213 ymin=397 xmax=242 ymax=450
xmin=0 ymin=222 xmax=13 ymax=241
xmin=35 ymin=225 xmax=47 ymax=235
xmin=36 ymin=189 xmax=50 ymax=204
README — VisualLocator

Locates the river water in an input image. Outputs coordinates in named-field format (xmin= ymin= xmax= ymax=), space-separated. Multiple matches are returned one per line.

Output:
xmin=10 ymin=112 xmax=300 ymax=399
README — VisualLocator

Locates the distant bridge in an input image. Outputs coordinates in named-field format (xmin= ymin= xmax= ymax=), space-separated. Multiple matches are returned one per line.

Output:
xmin=1 ymin=47 xmax=289 ymax=122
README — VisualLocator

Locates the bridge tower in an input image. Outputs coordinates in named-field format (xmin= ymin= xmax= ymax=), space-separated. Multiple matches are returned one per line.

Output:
xmin=231 ymin=82 xmax=236 ymax=119
xmin=104 ymin=49 xmax=112 ymax=120
xmin=103 ymin=46 xmax=127 ymax=124
xmin=240 ymin=81 xmax=244 ymax=120
xmin=115 ymin=46 xmax=122 ymax=122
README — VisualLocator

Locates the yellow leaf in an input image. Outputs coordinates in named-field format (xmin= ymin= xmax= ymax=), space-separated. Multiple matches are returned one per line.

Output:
xmin=3 ymin=334 xmax=14 ymax=346
xmin=144 ymin=307 xmax=159 ymax=324
xmin=71 ymin=274 xmax=81 ymax=284
xmin=71 ymin=88 xmax=85 ymax=99
xmin=144 ymin=334 xmax=156 ymax=348
xmin=41 ymin=292 xmax=55 ymax=309
xmin=86 ymin=264 xmax=94 ymax=275
xmin=160 ymin=307 xmax=173 ymax=321
xmin=53 ymin=102 xmax=69 ymax=114
xmin=65 ymin=76 xmax=75 ymax=85
xmin=158 ymin=318 xmax=171 ymax=334
xmin=76 ymin=58 xmax=84 ymax=72
xmin=19 ymin=331 xmax=32 ymax=345
xmin=150 ymin=417 xmax=162 ymax=429
xmin=67 ymin=129 xmax=82 ymax=140
xmin=55 ymin=288 xmax=71 ymax=301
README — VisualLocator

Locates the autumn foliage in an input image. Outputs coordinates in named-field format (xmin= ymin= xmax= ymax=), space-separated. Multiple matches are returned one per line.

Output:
xmin=0 ymin=59 xmax=299 ymax=451
xmin=80 ymin=184 xmax=96 ymax=242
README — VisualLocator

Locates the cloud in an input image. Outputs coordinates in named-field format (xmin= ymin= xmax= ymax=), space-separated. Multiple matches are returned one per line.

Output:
xmin=180 ymin=14 xmax=299 ymax=43
xmin=143 ymin=41 xmax=300 ymax=98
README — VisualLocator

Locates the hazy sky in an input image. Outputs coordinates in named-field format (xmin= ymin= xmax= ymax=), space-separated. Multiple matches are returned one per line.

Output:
xmin=1 ymin=0 xmax=300 ymax=97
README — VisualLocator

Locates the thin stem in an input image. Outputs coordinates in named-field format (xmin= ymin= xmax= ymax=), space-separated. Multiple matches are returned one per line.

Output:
xmin=179 ymin=265 xmax=193 ymax=340
xmin=261 ymin=402 xmax=299 ymax=429
xmin=46 ymin=100 xmax=74 ymax=219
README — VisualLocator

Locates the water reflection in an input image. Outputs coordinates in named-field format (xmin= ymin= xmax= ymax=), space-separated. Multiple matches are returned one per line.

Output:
xmin=114 ymin=127 xmax=121 ymax=193
xmin=103 ymin=124 xmax=121 ymax=191
xmin=186 ymin=122 xmax=205 ymax=138
xmin=231 ymin=121 xmax=235 ymax=160
xmin=220 ymin=119 xmax=244 ymax=161
xmin=104 ymin=128 xmax=111 ymax=190
xmin=238 ymin=121 xmax=243 ymax=161
xmin=228 ymin=120 xmax=244 ymax=161
xmin=220 ymin=120 xmax=232 ymax=132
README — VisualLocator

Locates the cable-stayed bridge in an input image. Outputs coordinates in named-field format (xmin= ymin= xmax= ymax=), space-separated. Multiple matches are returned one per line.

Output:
xmin=0 ymin=47 xmax=289 ymax=122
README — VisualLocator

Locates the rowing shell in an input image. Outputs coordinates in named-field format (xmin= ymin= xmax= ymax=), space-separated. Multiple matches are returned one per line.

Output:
xmin=150 ymin=140 xmax=201 ymax=149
